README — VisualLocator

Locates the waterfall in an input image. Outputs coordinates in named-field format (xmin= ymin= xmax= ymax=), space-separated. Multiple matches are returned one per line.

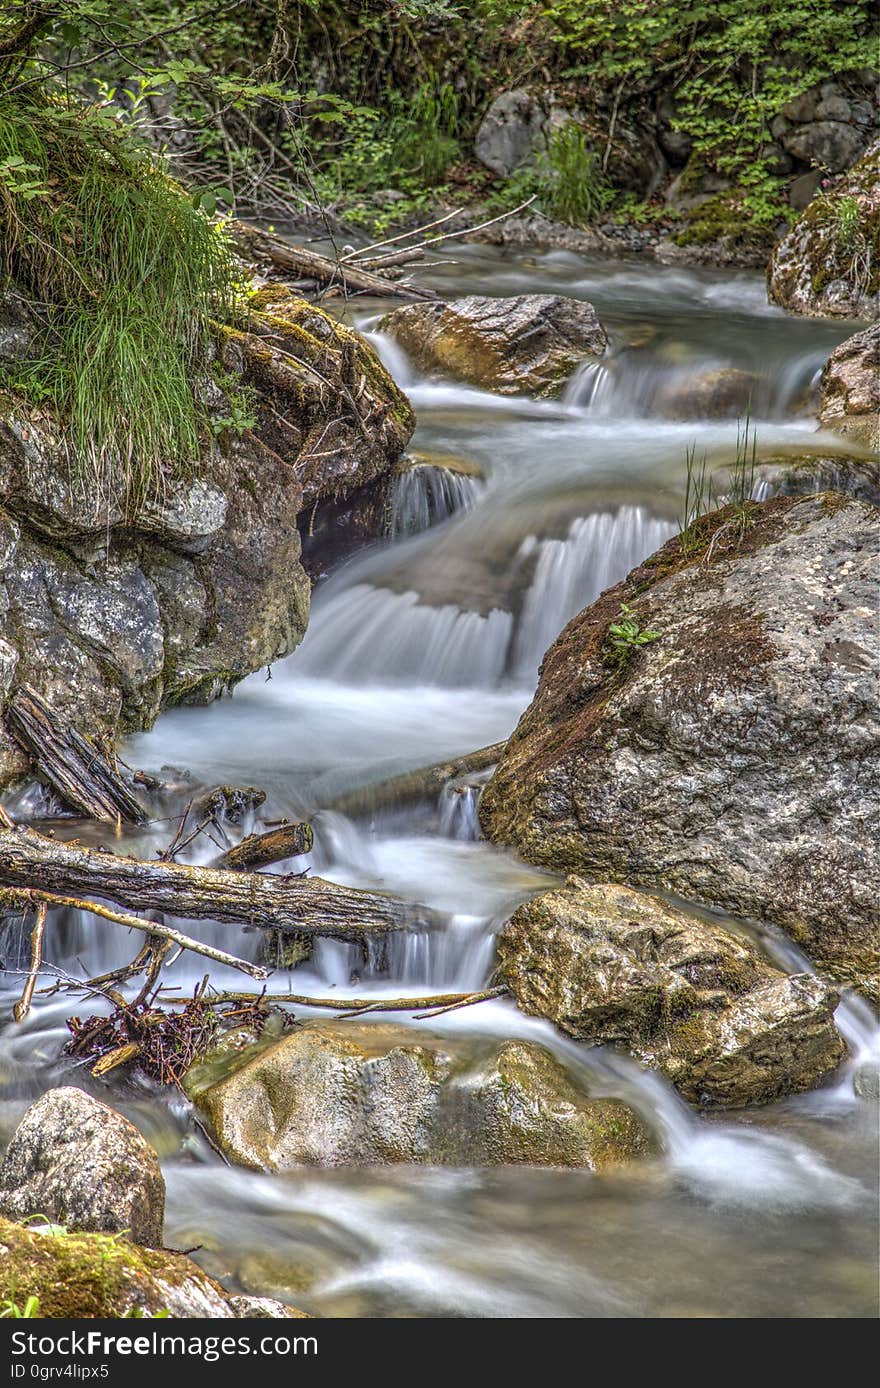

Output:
xmin=511 ymin=508 xmax=677 ymax=678
xmin=390 ymin=466 xmax=482 ymax=537
xmin=294 ymin=583 xmax=515 ymax=689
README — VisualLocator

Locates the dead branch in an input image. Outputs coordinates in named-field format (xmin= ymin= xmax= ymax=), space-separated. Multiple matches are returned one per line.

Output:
xmin=3 ymin=886 xmax=268 ymax=980
xmin=7 ymin=686 xmax=146 ymax=824
xmin=229 ymin=220 xmax=436 ymax=300
xmin=12 ymin=901 xmax=48 ymax=1022
xmin=215 ymin=822 xmax=313 ymax=872
xmin=156 ymin=985 xmax=507 ymax=1018
xmin=323 ymin=741 xmax=505 ymax=818
xmin=0 ymin=824 xmax=435 ymax=940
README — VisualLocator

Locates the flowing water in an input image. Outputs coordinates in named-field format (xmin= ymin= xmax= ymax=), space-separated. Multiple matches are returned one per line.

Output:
xmin=1 ymin=241 xmax=877 ymax=1318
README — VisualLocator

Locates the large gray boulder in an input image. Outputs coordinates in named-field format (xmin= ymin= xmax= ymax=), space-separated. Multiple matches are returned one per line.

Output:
xmin=185 ymin=1022 xmax=655 ymax=1170
xmin=481 ymin=493 xmax=880 ymax=1002
xmin=0 ymin=1088 xmax=165 ymax=1245
xmin=475 ymin=89 xmax=546 ymax=176
xmin=781 ymin=121 xmax=865 ymax=174
xmin=498 ymin=879 xmax=845 ymax=1108
xmin=818 ymin=324 xmax=880 ymax=452
xmin=380 ymin=294 xmax=606 ymax=398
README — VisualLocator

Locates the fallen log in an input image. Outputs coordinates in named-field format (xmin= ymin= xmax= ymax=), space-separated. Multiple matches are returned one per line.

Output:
xmin=0 ymin=825 xmax=433 ymax=940
xmin=7 ymin=687 xmax=147 ymax=824
xmin=323 ymin=741 xmax=505 ymax=819
xmin=158 ymin=985 xmax=508 ymax=1018
xmin=215 ymin=822 xmax=313 ymax=872
xmin=229 ymin=220 xmax=436 ymax=301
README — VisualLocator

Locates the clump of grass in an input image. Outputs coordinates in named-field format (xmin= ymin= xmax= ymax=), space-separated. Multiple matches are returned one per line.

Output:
xmin=541 ymin=124 xmax=612 ymax=226
xmin=0 ymin=94 xmax=240 ymax=519
xmin=679 ymin=416 xmax=759 ymax=560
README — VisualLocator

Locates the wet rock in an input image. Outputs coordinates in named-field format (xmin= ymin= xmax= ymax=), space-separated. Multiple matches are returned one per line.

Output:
xmin=480 ymin=494 xmax=880 ymax=1002
xmin=0 ymin=1088 xmax=165 ymax=1245
xmin=475 ymin=89 xmax=546 ymax=176
xmin=746 ymin=451 xmax=880 ymax=505
xmin=380 ymin=295 xmax=606 ymax=398
xmin=185 ymin=1022 xmax=654 ymax=1170
xmin=655 ymin=367 xmax=758 ymax=420
xmin=0 ymin=1214 xmax=305 ymax=1318
xmin=768 ymin=140 xmax=880 ymax=319
xmin=499 ymin=879 xmax=845 ymax=1107
xmin=781 ymin=122 xmax=864 ymax=174
xmin=818 ymin=324 xmax=880 ymax=452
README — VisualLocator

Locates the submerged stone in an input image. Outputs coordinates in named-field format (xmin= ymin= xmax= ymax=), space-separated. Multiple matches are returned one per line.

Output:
xmin=185 ymin=1022 xmax=655 ymax=1171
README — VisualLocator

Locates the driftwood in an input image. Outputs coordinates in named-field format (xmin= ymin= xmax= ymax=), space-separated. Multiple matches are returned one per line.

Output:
xmin=0 ymin=825 xmax=433 ymax=940
xmin=215 ymin=822 xmax=314 ymax=871
xmin=7 ymin=687 xmax=146 ymax=824
xmin=229 ymin=220 xmax=436 ymax=301
xmin=324 ymin=741 xmax=505 ymax=819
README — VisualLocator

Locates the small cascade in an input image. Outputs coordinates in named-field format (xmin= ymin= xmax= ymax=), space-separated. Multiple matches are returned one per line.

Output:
xmin=438 ymin=780 xmax=484 ymax=841
xmin=390 ymin=465 xmax=482 ymax=537
xmin=511 ymin=507 xmax=676 ymax=678
xmin=294 ymin=583 xmax=515 ymax=688
xmin=364 ymin=330 xmax=414 ymax=388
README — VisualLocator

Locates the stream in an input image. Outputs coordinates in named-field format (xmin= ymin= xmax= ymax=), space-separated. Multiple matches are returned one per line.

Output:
xmin=1 ymin=241 xmax=877 ymax=1318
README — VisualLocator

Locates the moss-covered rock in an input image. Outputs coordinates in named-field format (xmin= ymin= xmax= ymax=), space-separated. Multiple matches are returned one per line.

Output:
xmin=767 ymin=140 xmax=880 ymax=318
xmin=499 ymin=879 xmax=845 ymax=1108
xmin=480 ymin=493 xmax=880 ymax=1002
xmin=185 ymin=1021 xmax=655 ymax=1170
xmin=380 ymin=294 xmax=606 ymax=398
xmin=0 ymin=1216 xmax=306 ymax=1318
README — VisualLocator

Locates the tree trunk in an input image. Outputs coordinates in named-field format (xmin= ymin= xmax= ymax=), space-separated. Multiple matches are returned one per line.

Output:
xmin=229 ymin=220 xmax=436 ymax=301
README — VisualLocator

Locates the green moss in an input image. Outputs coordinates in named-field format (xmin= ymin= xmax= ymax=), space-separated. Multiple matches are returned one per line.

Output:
xmin=0 ymin=1217 xmax=203 ymax=1318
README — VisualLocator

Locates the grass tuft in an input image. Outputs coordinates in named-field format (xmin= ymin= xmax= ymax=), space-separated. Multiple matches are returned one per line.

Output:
xmin=0 ymin=95 xmax=240 ymax=519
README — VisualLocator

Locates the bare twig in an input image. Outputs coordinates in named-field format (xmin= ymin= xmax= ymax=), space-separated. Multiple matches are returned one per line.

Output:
xmin=13 ymin=901 xmax=48 ymax=1023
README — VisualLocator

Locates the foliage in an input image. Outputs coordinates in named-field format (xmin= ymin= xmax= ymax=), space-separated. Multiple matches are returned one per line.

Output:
xmin=602 ymin=602 xmax=661 ymax=668
xmin=0 ymin=93 xmax=242 ymax=517
xmin=541 ymin=124 xmax=612 ymax=225
xmin=679 ymin=418 xmax=758 ymax=558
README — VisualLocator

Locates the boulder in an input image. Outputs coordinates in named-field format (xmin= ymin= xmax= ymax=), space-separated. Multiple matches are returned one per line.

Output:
xmin=0 ymin=286 xmax=412 ymax=786
xmin=655 ymin=367 xmax=758 ymax=420
xmin=480 ymin=494 xmax=880 ymax=1002
xmin=185 ymin=1022 xmax=654 ymax=1170
xmin=380 ymin=295 xmax=606 ymax=398
xmin=768 ymin=140 xmax=880 ymax=319
xmin=499 ymin=879 xmax=845 ymax=1107
xmin=781 ymin=121 xmax=865 ymax=173
xmin=818 ymin=324 xmax=880 ymax=452
xmin=0 ymin=1214 xmax=309 ymax=1318
xmin=0 ymin=1088 xmax=164 ymax=1245
xmin=475 ymin=89 xmax=546 ymax=176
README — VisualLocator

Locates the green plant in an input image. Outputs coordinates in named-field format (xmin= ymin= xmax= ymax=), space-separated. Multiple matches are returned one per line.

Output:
xmin=0 ymin=1293 xmax=40 ymax=1318
xmin=0 ymin=93 xmax=241 ymax=518
xmin=540 ymin=123 xmax=612 ymax=226
xmin=602 ymin=602 xmax=661 ymax=668
xmin=680 ymin=442 xmax=713 ymax=556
